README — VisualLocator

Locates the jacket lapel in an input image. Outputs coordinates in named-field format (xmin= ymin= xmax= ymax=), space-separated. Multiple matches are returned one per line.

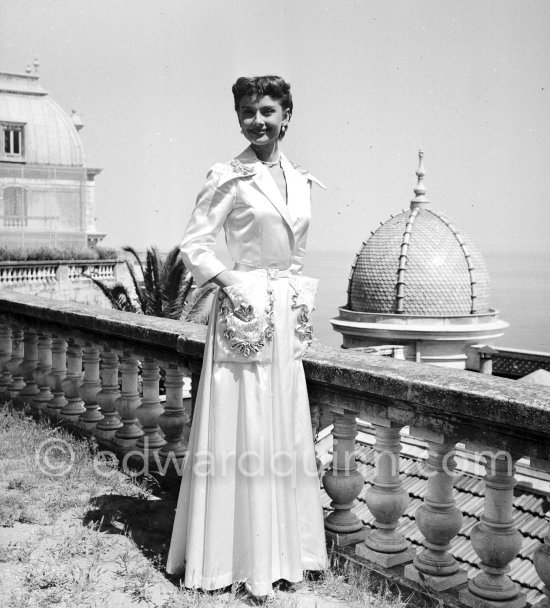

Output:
xmin=280 ymin=153 xmax=306 ymax=224
xmin=235 ymin=147 xmax=294 ymax=231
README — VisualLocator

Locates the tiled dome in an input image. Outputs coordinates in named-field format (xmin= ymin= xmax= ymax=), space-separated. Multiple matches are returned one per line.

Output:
xmin=0 ymin=71 xmax=84 ymax=166
xmin=348 ymin=153 xmax=490 ymax=316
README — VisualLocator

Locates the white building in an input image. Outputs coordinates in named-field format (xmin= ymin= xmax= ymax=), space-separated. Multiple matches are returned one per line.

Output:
xmin=331 ymin=152 xmax=508 ymax=368
xmin=0 ymin=65 xmax=104 ymax=250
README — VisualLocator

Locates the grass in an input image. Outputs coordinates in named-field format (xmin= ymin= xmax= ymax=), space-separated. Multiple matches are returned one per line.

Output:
xmin=0 ymin=402 xmax=408 ymax=608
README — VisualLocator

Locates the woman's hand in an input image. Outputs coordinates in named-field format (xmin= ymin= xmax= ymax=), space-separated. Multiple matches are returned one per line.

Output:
xmin=211 ymin=269 xmax=242 ymax=289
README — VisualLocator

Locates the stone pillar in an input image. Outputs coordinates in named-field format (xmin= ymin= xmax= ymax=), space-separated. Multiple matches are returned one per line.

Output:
xmin=113 ymin=352 xmax=143 ymax=452
xmin=33 ymin=335 xmax=53 ymax=412
xmin=310 ymin=401 xmax=322 ymax=476
xmin=78 ymin=344 xmax=103 ymax=429
xmin=460 ymin=450 xmax=526 ymax=608
xmin=404 ymin=431 xmax=468 ymax=590
xmin=323 ymin=410 xmax=366 ymax=547
xmin=95 ymin=348 xmax=122 ymax=441
xmin=46 ymin=338 xmax=68 ymax=419
xmin=59 ymin=341 xmax=85 ymax=422
xmin=356 ymin=422 xmax=415 ymax=567
xmin=136 ymin=358 xmax=165 ymax=459
xmin=0 ymin=324 xmax=12 ymax=401
xmin=6 ymin=327 xmax=24 ymax=402
xmin=532 ymin=459 xmax=550 ymax=607
xmin=14 ymin=329 xmax=39 ymax=407
xmin=158 ymin=364 xmax=189 ymax=467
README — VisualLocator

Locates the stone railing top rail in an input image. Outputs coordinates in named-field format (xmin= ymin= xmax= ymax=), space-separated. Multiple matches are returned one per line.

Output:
xmin=0 ymin=259 xmax=119 ymax=268
xmin=1 ymin=291 xmax=549 ymax=457
xmin=470 ymin=343 xmax=550 ymax=359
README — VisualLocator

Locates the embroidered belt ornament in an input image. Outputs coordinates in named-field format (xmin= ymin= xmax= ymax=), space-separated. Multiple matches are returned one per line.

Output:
xmin=288 ymin=276 xmax=318 ymax=345
xmin=218 ymin=282 xmax=274 ymax=357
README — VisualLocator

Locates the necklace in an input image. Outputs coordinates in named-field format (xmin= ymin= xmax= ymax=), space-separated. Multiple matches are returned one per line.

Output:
xmin=260 ymin=155 xmax=281 ymax=168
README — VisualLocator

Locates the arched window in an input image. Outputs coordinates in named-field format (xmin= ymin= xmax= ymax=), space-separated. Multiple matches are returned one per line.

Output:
xmin=3 ymin=186 xmax=28 ymax=227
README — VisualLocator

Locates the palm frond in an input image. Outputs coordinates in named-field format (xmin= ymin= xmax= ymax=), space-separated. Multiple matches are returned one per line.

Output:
xmin=86 ymin=275 xmax=138 ymax=313
xmin=109 ymin=284 xmax=139 ymax=312
xmin=124 ymin=259 xmax=146 ymax=313
xmin=181 ymin=283 xmax=216 ymax=324
xmin=122 ymin=246 xmax=145 ymax=277
xmin=144 ymin=247 xmax=162 ymax=316
xmin=158 ymin=247 xmax=179 ymax=292
xmin=160 ymin=247 xmax=194 ymax=320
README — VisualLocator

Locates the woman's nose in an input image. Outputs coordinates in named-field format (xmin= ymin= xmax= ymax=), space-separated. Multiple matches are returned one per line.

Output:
xmin=252 ymin=111 xmax=264 ymax=125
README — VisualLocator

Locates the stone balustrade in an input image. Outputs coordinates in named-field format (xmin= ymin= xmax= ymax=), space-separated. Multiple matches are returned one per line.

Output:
xmin=0 ymin=290 xmax=549 ymax=607
xmin=467 ymin=344 xmax=550 ymax=380
xmin=0 ymin=259 xmax=120 ymax=286
xmin=0 ymin=259 xmax=129 ymax=308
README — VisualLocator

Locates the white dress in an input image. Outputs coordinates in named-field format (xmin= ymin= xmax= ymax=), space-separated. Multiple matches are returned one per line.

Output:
xmin=166 ymin=146 xmax=328 ymax=596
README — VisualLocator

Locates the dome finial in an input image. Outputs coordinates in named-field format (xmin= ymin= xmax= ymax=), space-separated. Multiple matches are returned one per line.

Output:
xmin=25 ymin=63 xmax=32 ymax=74
xmin=33 ymin=56 xmax=40 ymax=73
xmin=411 ymin=149 xmax=430 ymax=209
xmin=71 ymin=109 xmax=84 ymax=131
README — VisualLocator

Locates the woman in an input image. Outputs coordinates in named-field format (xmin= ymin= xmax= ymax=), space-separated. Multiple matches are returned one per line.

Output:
xmin=166 ymin=75 xmax=328 ymax=599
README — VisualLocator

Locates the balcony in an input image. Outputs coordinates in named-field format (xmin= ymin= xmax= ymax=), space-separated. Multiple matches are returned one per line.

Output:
xmin=0 ymin=290 xmax=549 ymax=607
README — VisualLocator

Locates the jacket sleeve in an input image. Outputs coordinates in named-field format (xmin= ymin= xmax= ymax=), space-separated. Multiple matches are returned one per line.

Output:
xmin=180 ymin=165 xmax=236 ymax=286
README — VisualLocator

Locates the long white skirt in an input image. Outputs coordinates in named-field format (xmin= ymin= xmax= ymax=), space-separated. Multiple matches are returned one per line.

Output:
xmin=166 ymin=276 xmax=328 ymax=596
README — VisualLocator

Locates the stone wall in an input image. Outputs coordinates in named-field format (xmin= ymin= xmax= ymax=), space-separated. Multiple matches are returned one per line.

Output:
xmin=0 ymin=259 xmax=133 ymax=308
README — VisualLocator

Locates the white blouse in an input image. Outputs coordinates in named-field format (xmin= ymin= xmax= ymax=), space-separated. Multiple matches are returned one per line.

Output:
xmin=180 ymin=146 xmax=325 ymax=286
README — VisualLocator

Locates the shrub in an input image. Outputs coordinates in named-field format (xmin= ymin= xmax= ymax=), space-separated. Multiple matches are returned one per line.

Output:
xmin=0 ymin=245 xmax=119 ymax=262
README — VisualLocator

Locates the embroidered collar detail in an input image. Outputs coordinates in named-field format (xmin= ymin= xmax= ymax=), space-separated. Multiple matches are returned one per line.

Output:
xmin=290 ymin=161 xmax=309 ymax=175
xmin=289 ymin=160 xmax=326 ymax=189
xmin=229 ymin=159 xmax=256 ymax=176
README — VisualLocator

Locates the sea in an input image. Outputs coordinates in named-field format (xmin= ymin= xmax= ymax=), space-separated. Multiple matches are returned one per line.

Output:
xmin=303 ymin=249 xmax=550 ymax=353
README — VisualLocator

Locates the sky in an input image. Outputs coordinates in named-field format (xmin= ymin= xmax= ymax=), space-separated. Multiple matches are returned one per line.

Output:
xmin=1 ymin=0 xmax=549 ymax=260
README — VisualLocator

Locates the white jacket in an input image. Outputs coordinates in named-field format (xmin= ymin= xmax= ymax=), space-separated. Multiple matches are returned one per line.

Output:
xmin=180 ymin=146 xmax=325 ymax=286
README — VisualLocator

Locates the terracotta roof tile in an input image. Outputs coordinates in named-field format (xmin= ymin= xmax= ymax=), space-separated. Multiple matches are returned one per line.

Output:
xmin=319 ymin=432 xmax=547 ymax=605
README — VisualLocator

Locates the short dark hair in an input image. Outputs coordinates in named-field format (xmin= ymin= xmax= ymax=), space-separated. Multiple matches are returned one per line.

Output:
xmin=232 ymin=75 xmax=293 ymax=116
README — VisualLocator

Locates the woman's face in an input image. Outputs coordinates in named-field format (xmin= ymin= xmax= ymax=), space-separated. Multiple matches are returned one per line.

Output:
xmin=238 ymin=95 xmax=289 ymax=148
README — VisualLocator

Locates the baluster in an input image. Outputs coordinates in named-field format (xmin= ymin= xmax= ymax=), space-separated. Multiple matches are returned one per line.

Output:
xmin=460 ymin=450 xmax=526 ymax=608
xmin=310 ymin=401 xmax=320 ymax=441
xmin=158 ymin=364 xmax=189 ymax=466
xmin=33 ymin=335 xmax=53 ymax=413
xmin=13 ymin=329 xmax=39 ymax=408
xmin=323 ymin=410 xmax=366 ymax=547
xmin=309 ymin=401 xmax=322 ymax=475
xmin=356 ymin=422 xmax=415 ymax=567
xmin=136 ymin=358 xmax=165 ymax=459
xmin=113 ymin=352 xmax=143 ymax=452
xmin=59 ymin=341 xmax=84 ymax=422
xmin=95 ymin=348 xmax=122 ymax=441
xmin=78 ymin=344 xmax=103 ymax=429
xmin=404 ymin=431 xmax=468 ymax=590
xmin=7 ymin=328 xmax=25 ymax=402
xmin=46 ymin=338 xmax=68 ymax=419
xmin=0 ymin=323 xmax=12 ymax=401
xmin=533 ymin=459 xmax=550 ymax=607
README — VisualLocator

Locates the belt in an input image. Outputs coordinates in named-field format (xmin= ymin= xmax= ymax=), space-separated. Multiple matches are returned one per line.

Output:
xmin=233 ymin=263 xmax=292 ymax=279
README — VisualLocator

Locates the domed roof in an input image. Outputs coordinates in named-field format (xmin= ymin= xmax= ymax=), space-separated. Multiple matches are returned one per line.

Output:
xmin=348 ymin=153 xmax=491 ymax=316
xmin=0 ymin=71 xmax=84 ymax=166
